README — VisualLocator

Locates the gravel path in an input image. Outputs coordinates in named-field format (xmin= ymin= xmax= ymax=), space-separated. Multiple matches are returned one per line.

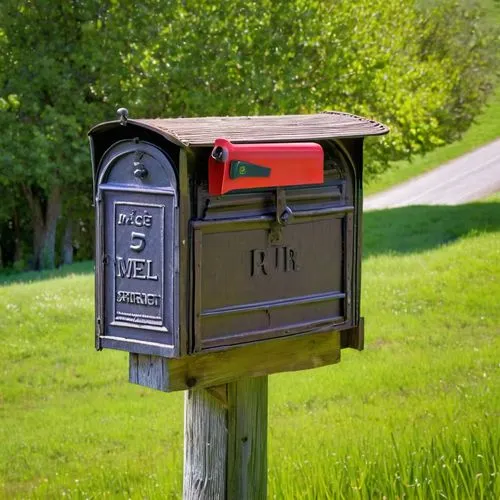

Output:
xmin=364 ymin=138 xmax=500 ymax=210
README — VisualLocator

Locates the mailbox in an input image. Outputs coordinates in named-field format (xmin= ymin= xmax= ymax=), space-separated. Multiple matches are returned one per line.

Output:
xmin=89 ymin=111 xmax=388 ymax=362
xmin=208 ymin=139 xmax=324 ymax=195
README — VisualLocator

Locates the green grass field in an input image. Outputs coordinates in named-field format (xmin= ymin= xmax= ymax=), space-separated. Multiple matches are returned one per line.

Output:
xmin=1 ymin=194 xmax=499 ymax=498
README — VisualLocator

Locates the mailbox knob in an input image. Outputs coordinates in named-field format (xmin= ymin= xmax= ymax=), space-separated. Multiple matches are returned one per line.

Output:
xmin=117 ymin=107 xmax=129 ymax=126
xmin=279 ymin=206 xmax=293 ymax=225
xmin=133 ymin=163 xmax=149 ymax=179
xmin=133 ymin=150 xmax=148 ymax=179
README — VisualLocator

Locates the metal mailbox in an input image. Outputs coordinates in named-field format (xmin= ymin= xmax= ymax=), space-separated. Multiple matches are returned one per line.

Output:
xmin=89 ymin=111 xmax=388 ymax=360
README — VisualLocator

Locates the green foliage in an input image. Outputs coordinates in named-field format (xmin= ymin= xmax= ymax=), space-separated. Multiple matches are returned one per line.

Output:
xmin=109 ymin=0 xmax=498 ymax=172
xmin=365 ymin=87 xmax=500 ymax=195
xmin=0 ymin=1 xmax=108 ymax=188
xmin=0 ymin=0 xmax=498 ymax=268
xmin=1 ymin=198 xmax=499 ymax=497
xmin=0 ymin=1 xmax=110 ymax=268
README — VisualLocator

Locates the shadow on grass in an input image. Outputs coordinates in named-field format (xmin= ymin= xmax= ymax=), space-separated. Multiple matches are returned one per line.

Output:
xmin=364 ymin=201 xmax=500 ymax=257
xmin=2 ymin=202 xmax=499 ymax=284
xmin=0 ymin=260 xmax=94 ymax=286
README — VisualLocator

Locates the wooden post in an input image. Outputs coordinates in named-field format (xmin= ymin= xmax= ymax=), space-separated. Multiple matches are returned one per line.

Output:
xmin=183 ymin=376 xmax=268 ymax=500
xmin=130 ymin=333 xmax=340 ymax=498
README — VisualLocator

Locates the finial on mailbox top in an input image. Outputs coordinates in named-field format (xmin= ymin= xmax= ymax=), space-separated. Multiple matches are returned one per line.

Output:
xmin=117 ymin=107 xmax=129 ymax=126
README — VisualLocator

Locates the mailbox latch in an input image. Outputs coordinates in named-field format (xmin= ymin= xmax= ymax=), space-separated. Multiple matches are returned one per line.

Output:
xmin=269 ymin=188 xmax=292 ymax=245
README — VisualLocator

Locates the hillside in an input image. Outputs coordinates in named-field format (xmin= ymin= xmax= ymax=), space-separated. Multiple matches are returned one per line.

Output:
xmin=1 ymin=195 xmax=499 ymax=498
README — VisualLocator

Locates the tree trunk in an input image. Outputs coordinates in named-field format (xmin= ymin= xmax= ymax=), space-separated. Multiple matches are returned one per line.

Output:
xmin=23 ymin=184 xmax=62 ymax=270
xmin=62 ymin=217 xmax=73 ymax=265
xmin=13 ymin=209 xmax=23 ymax=266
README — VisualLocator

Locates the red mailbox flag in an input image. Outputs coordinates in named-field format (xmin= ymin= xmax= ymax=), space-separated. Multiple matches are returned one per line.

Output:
xmin=208 ymin=138 xmax=324 ymax=195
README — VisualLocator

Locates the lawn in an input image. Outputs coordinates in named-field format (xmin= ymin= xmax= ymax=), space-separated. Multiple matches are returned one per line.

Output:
xmin=1 ymin=195 xmax=499 ymax=498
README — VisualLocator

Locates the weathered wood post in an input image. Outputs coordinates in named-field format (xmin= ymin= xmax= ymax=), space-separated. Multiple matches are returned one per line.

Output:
xmin=129 ymin=332 xmax=341 ymax=498
xmin=184 ymin=377 xmax=268 ymax=499
xmin=90 ymin=110 xmax=388 ymax=499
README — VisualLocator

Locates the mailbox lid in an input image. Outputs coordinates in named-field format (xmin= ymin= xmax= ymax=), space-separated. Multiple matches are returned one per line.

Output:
xmin=95 ymin=140 xmax=180 ymax=357
xmin=130 ymin=111 xmax=389 ymax=146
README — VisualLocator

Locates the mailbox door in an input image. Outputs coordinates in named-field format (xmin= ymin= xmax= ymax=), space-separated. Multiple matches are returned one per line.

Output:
xmin=95 ymin=140 xmax=179 ymax=357
xmin=192 ymin=141 xmax=356 ymax=352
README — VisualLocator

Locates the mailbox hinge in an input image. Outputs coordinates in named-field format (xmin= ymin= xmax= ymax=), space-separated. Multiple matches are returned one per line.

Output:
xmin=96 ymin=317 xmax=103 ymax=350
xmin=268 ymin=188 xmax=292 ymax=246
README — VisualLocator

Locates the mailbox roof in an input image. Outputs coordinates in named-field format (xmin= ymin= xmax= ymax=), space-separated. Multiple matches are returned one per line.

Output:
xmin=118 ymin=111 xmax=388 ymax=147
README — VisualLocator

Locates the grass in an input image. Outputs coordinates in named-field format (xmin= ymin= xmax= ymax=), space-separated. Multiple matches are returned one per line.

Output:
xmin=1 ymin=195 xmax=499 ymax=498
xmin=0 ymin=261 xmax=93 ymax=286
xmin=364 ymin=88 xmax=500 ymax=196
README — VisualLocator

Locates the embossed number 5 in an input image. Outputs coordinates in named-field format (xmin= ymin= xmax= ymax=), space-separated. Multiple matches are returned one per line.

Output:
xmin=130 ymin=232 xmax=146 ymax=252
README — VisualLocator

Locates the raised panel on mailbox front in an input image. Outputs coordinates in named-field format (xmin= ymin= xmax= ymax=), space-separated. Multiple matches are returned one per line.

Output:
xmin=193 ymin=215 xmax=348 ymax=350
xmin=95 ymin=140 xmax=179 ymax=357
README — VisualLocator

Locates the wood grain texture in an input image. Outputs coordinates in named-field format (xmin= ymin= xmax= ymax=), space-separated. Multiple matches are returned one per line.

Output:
xmin=129 ymin=330 xmax=341 ymax=393
xmin=133 ymin=112 xmax=389 ymax=147
xmin=129 ymin=353 xmax=167 ymax=391
xmin=183 ymin=377 xmax=268 ymax=500
xmin=227 ymin=377 xmax=268 ymax=500
xmin=184 ymin=388 xmax=228 ymax=499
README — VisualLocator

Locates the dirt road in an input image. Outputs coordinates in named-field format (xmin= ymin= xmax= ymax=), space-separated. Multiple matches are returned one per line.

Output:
xmin=364 ymin=138 xmax=500 ymax=210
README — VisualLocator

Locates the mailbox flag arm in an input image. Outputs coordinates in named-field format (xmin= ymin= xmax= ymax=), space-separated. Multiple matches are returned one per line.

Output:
xmin=208 ymin=138 xmax=324 ymax=195
xmin=229 ymin=161 xmax=271 ymax=179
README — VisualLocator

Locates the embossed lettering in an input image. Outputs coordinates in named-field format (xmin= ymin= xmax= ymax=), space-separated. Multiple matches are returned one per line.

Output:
xmin=116 ymin=257 xmax=132 ymax=278
xmin=130 ymin=232 xmax=146 ymax=252
xmin=117 ymin=210 xmax=153 ymax=227
xmin=252 ymin=250 xmax=268 ymax=276
xmin=116 ymin=291 xmax=161 ymax=307
xmin=251 ymin=246 xmax=299 ymax=276
xmin=285 ymin=248 xmax=299 ymax=272
xmin=116 ymin=257 xmax=158 ymax=280
xmin=117 ymin=213 xmax=130 ymax=225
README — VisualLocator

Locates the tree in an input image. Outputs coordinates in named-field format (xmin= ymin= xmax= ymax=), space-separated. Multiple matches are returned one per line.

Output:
xmin=0 ymin=0 xmax=116 ymax=269
xmin=0 ymin=0 xmax=174 ymax=269
xmin=0 ymin=0 xmax=497 ymax=269
xmin=104 ymin=0 xmax=498 ymax=172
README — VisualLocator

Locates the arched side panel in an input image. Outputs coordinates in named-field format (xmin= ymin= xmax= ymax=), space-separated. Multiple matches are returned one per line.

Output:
xmin=95 ymin=140 xmax=180 ymax=357
xmin=89 ymin=122 xmax=182 ymax=200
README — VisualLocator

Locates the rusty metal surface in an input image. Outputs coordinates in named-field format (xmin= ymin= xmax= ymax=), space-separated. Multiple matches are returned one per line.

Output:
xmin=90 ymin=112 xmax=388 ymax=147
